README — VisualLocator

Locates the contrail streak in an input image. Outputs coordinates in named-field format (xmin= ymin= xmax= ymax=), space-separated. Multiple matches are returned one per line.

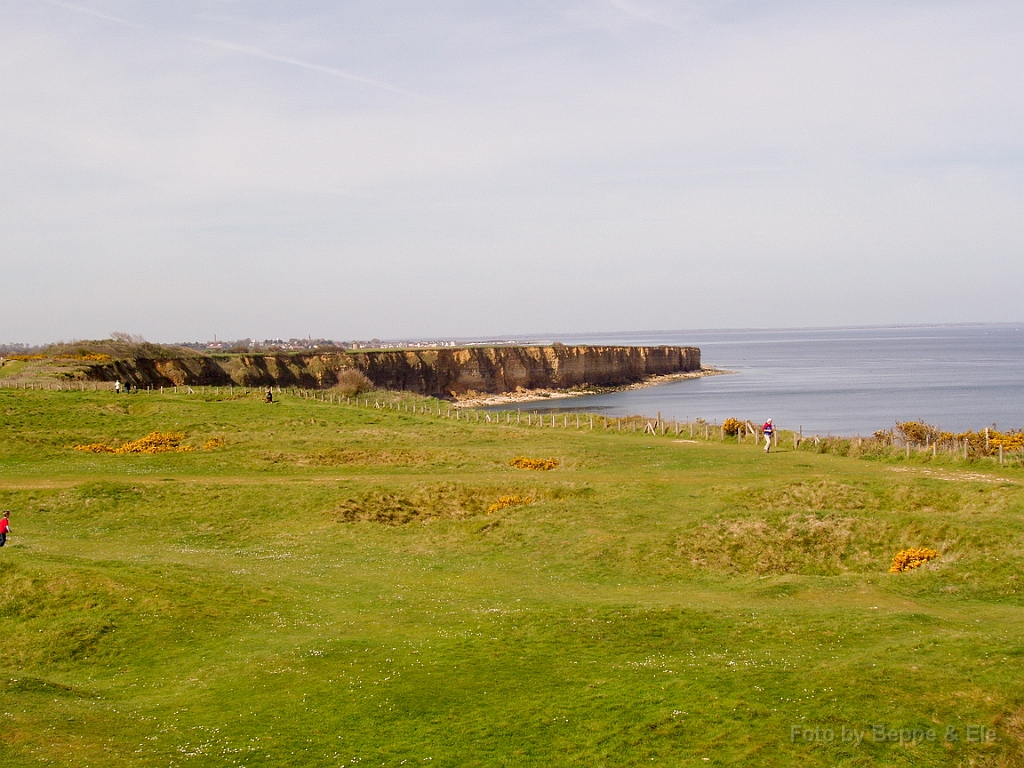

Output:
xmin=186 ymin=37 xmax=416 ymax=96
xmin=41 ymin=0 xmax=415 ymax=97
xmin=45 ymin=0 xmax=147 ymax=30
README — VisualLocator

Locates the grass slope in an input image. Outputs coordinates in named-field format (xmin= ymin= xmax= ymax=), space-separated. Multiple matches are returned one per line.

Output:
xmin=1 ymin=389 xmax=1023 ymax=766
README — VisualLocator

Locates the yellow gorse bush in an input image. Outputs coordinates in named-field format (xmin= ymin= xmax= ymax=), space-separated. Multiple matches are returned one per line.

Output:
xmin=975 ymin=429 xmax=1024 ymax=451
xmin=204 ymin=437 xmax=226 ymax=450
xmin=722 ymin=417 xmax=743 ymax=436
xmin=7 ymin=352 xmax=111 ymax=362
xmin=487 ymin=495 xmax=530 ymax=514
xmin=56 ymin=353 xmax=112 ymax=362
xmin=886 ymin=420 xmax=1024 ymax=454
xmin=74 ymin=431 xmax=192 ymax=454
xmin=890 ymin=547 xmax=939 ymax=573
xmin=510 ymin=456 xmax=559 ymax=471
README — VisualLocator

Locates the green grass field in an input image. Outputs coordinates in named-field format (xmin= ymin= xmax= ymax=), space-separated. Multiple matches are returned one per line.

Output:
xmin=1 ymin=389 xmax=1022 ymax=766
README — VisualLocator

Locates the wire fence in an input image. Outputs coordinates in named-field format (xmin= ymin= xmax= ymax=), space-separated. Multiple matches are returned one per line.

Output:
xmin=3 ymin=379 xmax=1021 ymax=466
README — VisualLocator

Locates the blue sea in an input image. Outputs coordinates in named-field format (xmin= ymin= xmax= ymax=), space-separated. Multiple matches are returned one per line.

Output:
xmin=482 ymin=324 xmax=1024 ymax=436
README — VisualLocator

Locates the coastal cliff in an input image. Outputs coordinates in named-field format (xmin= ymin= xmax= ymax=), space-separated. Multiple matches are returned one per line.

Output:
xmin=84 ymin=346 xmax=700 ymax=398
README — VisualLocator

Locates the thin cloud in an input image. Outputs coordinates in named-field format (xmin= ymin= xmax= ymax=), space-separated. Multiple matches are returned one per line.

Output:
xmin=43 ymin=0 xmax=147 ymax=30
xmin=604 ymin=0 xmax=681 ymax=30
xmin=43 ymin=0 xmax=415 ymax=97
xmin=185 ymin=37 xmax=416 ymax=97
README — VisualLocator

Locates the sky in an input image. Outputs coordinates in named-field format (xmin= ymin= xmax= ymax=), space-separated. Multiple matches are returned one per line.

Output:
xmin=2 ymin=0 xmax=1022 ymax=344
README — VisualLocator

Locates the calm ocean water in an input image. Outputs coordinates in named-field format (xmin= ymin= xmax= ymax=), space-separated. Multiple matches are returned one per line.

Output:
xmin=483 ymin=324 xmax=1024 ymax=436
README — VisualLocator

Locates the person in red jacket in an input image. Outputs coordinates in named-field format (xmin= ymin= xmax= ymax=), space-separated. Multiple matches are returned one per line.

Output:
xmin=762 ymin=419 xmax=774 ymax=453
xmin=0 ymin=510 xmax=10 ymax=547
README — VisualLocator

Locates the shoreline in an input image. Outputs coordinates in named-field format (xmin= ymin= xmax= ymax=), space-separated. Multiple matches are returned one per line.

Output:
xmin=452 ymin=366 xmax=735 ymax=408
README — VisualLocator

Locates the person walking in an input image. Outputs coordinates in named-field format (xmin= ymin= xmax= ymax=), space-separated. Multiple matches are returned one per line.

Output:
xmin=0 ymin=511 xmax=10 ymax=547
xmin=114 ymin=380 xmax=121 ymax=394
xmin=762 ymin=419 xmax=774 ymax=453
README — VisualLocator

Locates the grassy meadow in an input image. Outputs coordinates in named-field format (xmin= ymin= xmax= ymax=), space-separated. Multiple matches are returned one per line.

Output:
xmin=1 ymin=388 xmax=1023 ymax=766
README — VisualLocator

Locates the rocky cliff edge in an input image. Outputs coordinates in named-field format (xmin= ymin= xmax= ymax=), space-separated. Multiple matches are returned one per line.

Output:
xmin=84 ymin=345 xmax=700 ymax=398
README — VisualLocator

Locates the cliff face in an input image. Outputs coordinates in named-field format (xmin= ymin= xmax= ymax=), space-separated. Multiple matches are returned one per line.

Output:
xmin=86 ymin=346 xmax=700 ymax=398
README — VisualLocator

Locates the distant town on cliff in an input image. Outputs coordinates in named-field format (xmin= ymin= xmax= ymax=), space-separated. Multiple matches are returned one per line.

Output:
xmin=0 ymin=336 xmax=551 ymax=356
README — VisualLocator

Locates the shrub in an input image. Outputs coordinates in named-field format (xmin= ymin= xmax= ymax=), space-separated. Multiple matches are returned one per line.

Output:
xmin=204 ymin=437 xmax=226 ymax=450
xmin=892 ymin=420 xmax=1024 ymax=456
xmin=333 ymin=369 xmax=373 ymax=397
xmin=889 ymin=547 xmax=939 ymax=573
xmin=510 ymin=456 xmax=559 ymax=471
xmin=872 ymin=428 xmax=894 ymax=445
xmin=44 ymin=336 xmax=200 ymax=361
xmin=956 ymin=427 xmax=1024 ymax=456
xmin=722 ymin=417 xmax=743 ymax=437
xmin=896 ymin=421 xmax=952 ymax=445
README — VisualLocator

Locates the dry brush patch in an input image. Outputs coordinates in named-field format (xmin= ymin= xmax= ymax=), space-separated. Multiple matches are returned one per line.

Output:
xmin=879 ymin=482 xmax=1018 ymax=518
xmin=258 ymin=447 xmax=461 ymax=467
xmin=738 ymin=477 xmax=1015 ymax=518
xmin=309 ymin=447 xmax=455 ymax=467
xmin=329 ymin=483 xmax=534 ymax=525
xmin=682 ymin=513 xmax=879 ymax=576
xmin=741 ymin=479 xmax=873 ymax=512
xmin=995 ymin=705 xmax=1024 ymax=767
